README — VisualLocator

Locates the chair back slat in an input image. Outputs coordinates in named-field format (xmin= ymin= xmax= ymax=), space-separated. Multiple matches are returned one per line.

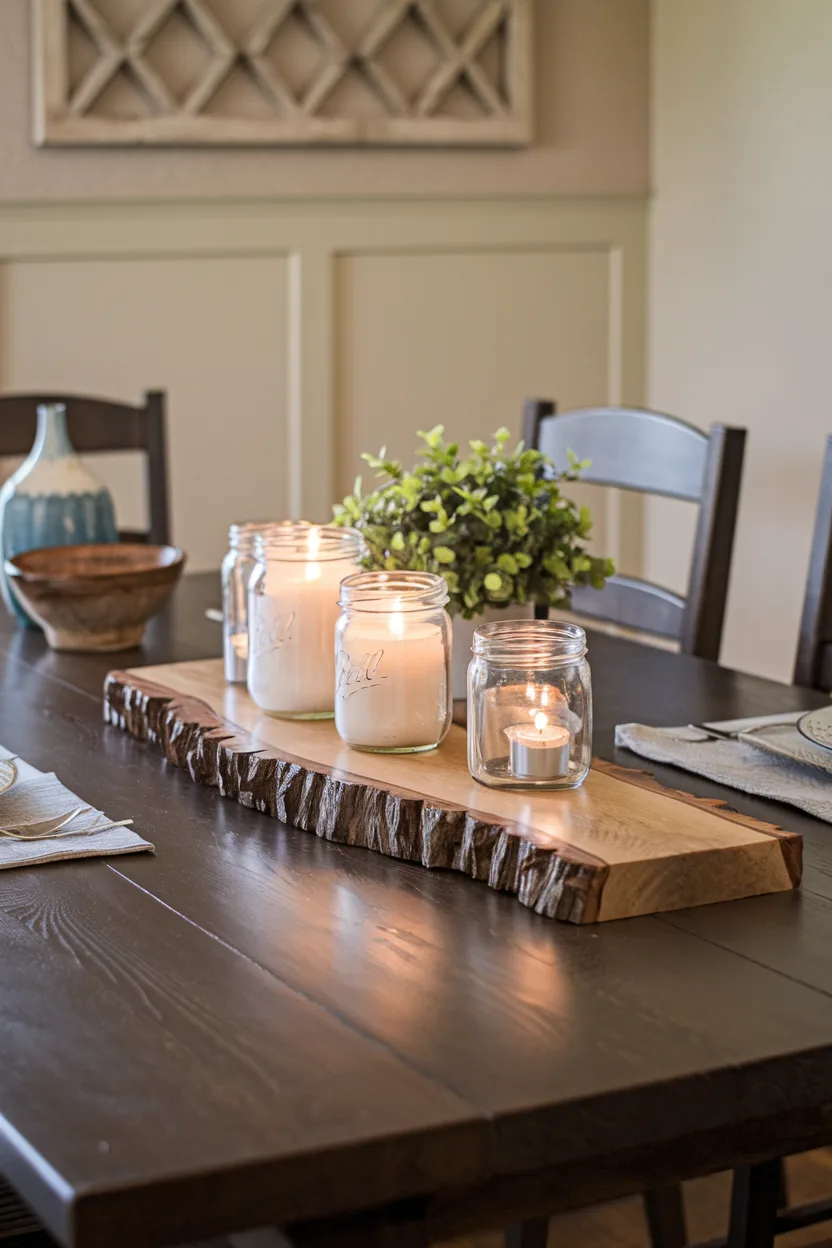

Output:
xmin=527 ymin=400 xmax=746 ymax=661
xmin=0 ymin=391 xmax=170 ymax=546
xmin=571 ymin=577 xmax=686 ymax=640
xmin=794 ymin=436 xmax=832 ymax=689
xmin=535 ymin=406 xmax=711 ymax=502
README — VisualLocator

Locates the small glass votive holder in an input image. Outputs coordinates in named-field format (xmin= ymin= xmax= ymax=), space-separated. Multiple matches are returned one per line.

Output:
xmin=335 ymin=571 xmax=452 ymax=753
xmin=467 ymin=619 xmax=592 ymax=789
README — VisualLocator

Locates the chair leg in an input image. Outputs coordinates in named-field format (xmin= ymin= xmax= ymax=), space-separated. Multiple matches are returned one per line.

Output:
xmin=776 ymin=1156 xmax=788 ymax=1209
xmin=643 ymin=1185 xmax=687 ymax=1248
xmin=726 ymin=1160 xmax=780 ymax=1248
xmin=505 ymin=1217 xmax=549 ymax=1248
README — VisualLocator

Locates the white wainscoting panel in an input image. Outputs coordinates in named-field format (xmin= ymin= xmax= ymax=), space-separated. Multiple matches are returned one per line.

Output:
xmin=0 ymin=254 xmax=288 ymax=569
xmin=336 ymin=246 xmax=613 ymax=550
xmin=0 ymin=197 xmax=645 ymax=573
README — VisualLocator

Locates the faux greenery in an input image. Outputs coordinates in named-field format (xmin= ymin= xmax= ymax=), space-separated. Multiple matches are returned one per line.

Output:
xmin=333 ymin=426 xmax=615 ymax=620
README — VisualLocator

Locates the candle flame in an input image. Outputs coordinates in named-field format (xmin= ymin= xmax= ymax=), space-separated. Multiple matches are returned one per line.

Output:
xmin=534 ymin=711 xmax=548 ymax=733
xmin=304 ymin=528 xmax=321 ymax=582
xmin=390 ymin=596 xmax=405 ymax=638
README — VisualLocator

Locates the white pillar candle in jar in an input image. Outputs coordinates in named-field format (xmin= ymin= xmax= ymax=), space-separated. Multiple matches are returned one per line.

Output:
xmin=335 ymin=572 xmax=452 ymax=752
xmin=247 ymin=524 xmax=363 ymax=718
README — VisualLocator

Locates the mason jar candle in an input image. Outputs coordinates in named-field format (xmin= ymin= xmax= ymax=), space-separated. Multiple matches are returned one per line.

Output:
xmin=335 ymin=571 xmax=452 ymax=753
xmin=467 ymin=619 xmax=592 ymax=789
xmin=247 ymin=524 xmax=362 ymax=718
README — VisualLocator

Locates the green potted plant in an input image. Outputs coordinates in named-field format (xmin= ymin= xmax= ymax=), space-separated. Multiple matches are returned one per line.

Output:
xmin=334 ymin=426 xmax=614 ymax=696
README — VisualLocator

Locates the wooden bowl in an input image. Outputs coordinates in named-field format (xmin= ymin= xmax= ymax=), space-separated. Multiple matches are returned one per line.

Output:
xmin=4 ymin=544 xmax=186 ymax=652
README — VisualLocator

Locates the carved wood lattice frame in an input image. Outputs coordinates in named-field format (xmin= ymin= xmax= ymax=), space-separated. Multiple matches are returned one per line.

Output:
xmin=32 ymin=0 xmax=533 ymax=147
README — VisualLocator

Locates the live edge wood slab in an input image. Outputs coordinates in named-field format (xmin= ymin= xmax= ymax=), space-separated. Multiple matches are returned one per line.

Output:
xmin=103 ymin=659 xmax=802 ymax=924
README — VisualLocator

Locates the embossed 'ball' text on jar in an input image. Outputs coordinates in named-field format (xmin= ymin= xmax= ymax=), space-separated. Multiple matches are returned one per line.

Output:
xmin=247 ymin=524 xmax=362 ymax=719
xmin=467 ymin=619 xmax=592 ymax=789
xmin=335 ymin=571 xmax=452 ymax=753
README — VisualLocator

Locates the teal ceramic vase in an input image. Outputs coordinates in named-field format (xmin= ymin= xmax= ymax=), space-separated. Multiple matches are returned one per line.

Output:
xmin=0 ymin=403 xmax=118 ymax=624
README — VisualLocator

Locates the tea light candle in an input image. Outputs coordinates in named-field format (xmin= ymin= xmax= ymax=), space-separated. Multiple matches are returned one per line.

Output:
xmin=336 ymin=599 xmax=447 ymax=750
xmin=505 ymin=712 xmax=570 ymax=780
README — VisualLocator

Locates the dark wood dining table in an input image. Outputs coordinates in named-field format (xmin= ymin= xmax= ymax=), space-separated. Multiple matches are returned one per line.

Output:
xmin=3 ymin=573 xmax=832 ymax=1248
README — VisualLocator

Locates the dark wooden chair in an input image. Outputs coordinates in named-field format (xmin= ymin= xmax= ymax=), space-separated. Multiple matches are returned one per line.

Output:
xmin=0 ymin=391 xmax=170 ymax=546
xmin=523 ymin=400 xmax=746 ymax=662
xmin=794 ymin=435 xmax=832 ymax=690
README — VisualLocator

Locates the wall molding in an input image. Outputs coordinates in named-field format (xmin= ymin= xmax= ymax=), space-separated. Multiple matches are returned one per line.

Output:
xmin=0 ymin=195 xmax=646 ymax=568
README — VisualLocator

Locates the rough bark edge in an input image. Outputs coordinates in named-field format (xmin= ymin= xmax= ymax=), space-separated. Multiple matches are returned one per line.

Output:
xmin=104 ymin=672 xmax=610 ymax=924
xmin=591 ymin=757 xmax=802 ymax=887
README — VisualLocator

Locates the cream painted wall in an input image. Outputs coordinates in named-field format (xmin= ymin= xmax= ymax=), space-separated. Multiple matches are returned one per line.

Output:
xmin=0 ymin=254 xmax=289 ymax=567
xmin=0 ymin=2 xmax=649 ymax=575
xmin=649 ymin=0 xmax=832 ymax=681
xmin=0 ymin=197 xmax=646 ymax=570
xmin=0 ymin=0 xmax=649 ymax=200
xmin=336 ymin=247 xmax=616 ymax=552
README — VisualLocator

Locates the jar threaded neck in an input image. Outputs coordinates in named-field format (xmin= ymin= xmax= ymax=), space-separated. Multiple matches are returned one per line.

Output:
xmin=339 ymin=570 xmax=449 ymax=611
xmin=472 ymin=618 xmax=587 ymax=664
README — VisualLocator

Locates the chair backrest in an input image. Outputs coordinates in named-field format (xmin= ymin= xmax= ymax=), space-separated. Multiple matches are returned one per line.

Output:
xmin=794 ymin=436 xmax=832 ymax=690
xmin=524 ymin=400 xmax=747 ymax=661
xmin=0 ymin=391 xmax=170 ymax=546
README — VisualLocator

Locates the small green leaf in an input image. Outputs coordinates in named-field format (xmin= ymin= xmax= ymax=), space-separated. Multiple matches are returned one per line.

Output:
xmin=417 ymin=425 xmax=445 ymax=449
xmin=390 ymin=531 xmax=405 ymax=552
xmin=433 ymin=546 xmax=456 ymax=565
xmin=484 ymin=572 xmax=502 ymax=592
xmin=497 ymin=553 xmax=518 ymax=575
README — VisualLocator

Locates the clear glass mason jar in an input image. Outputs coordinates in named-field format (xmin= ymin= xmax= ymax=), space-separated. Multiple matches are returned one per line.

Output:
xmin=222 ymin=521 xmax=310 ymax=683
xmin=335 ymin=571 xmax=452 ymax=753
xmin=222 ymin=523 xmax=274 ymax=683
xmin=247 ymin=524 xmax=362 ymax=719
xmin=467 ymin=619 xmax=592 ymax=789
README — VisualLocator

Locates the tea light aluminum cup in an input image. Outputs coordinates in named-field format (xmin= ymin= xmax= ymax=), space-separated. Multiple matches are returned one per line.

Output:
xmin=505 ymin=723 xmax=570 ymax=780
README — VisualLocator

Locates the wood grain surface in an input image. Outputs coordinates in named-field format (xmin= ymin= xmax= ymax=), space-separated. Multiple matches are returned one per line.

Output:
xmin=2 ymin=575 xmax=832 ymax=1248
xmin=103 ymin=659 xmax=801 ymax=923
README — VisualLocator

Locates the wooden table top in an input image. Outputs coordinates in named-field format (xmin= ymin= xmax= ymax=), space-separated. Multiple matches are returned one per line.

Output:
xmin=3 ymin=574 xmax=832 ymax=1248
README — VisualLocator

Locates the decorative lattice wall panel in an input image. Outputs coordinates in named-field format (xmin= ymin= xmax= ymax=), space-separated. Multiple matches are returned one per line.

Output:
xmin=33 ymin=0 xmax=533 ymax=147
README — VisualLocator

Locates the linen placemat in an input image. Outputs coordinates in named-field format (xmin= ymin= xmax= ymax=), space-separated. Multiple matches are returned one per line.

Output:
xmin=0 ymin=745 xmax=153 ymax=869
xmin=615 ymin=712 xmax=832 ymax=823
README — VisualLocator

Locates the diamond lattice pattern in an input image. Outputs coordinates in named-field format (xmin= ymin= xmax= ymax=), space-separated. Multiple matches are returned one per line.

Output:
xmin=68 ymin=0 xmax=515 ymax=121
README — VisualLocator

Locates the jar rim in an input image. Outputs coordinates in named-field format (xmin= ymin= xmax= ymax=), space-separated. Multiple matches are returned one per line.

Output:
xmin=229 ymin=520 xmax=303 ymax=546
xmin=472 ymin=618 xmax=587 ymax=662
xmin=254 ymin=523 xmax=363 ymax=561
xmin=339 ymin=570 xmax=449 ymax=611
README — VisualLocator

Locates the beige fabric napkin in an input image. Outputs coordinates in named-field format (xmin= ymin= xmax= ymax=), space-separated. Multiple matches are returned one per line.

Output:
xmin=615 ymin=712 xmax=832 ymax=823
xmin=0 ymin=745 xmax=153 ymax=870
